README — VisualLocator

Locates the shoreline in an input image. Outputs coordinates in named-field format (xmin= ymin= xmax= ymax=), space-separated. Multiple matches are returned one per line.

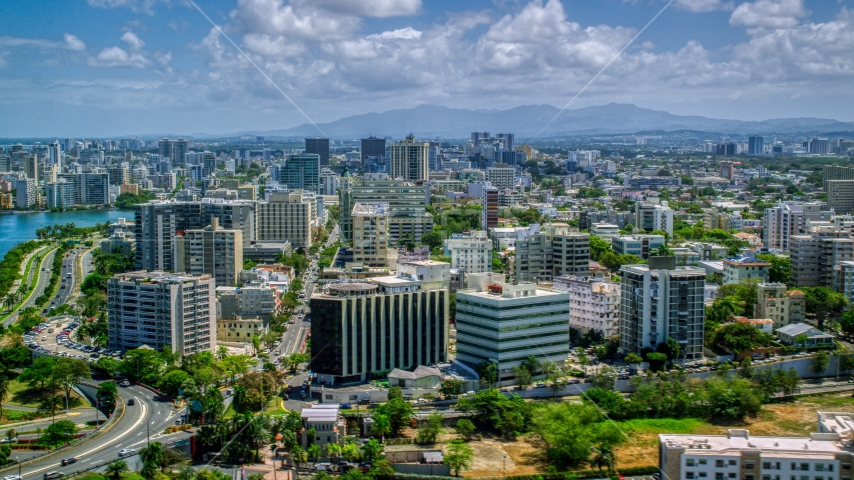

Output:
xmin=1 ymin=206 xmax=119 ymax=215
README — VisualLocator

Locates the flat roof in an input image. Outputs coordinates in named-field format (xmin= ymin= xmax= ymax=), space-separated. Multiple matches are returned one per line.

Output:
xmin=660 ymin=433 xmax=844 ymax=457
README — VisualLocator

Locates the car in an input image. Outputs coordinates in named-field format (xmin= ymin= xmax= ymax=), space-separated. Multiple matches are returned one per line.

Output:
xmin=340 ymin=403 xmax=351 ymax=409
xmin=0 ymin=437 xmax=17 ymax=444
xmin=127 ymin=399 xmax=135 ymax=405
xmin=5 ymin=475 xmax=23 ymax=480
xmin=175 ymin=419 xmax=184 ymax=425
xmin=285 ymin=385 xmax=292 ymax=393
xmin=282 ymin=394 xmax=289 ymax=401
xmin=119 ymin=380 xmax=131 ymax=387
xmin=61 ymin=457 xmax=78 ymax=466
xmin=44 ymin=472 xmax=63 ymax=480
xmin=118 ymin=448 xmax=137 ymax=457
xmin=300 ymin=389 xmax=306 ymax=397
xmin=41 ymin=336 xmax=47 ymax=341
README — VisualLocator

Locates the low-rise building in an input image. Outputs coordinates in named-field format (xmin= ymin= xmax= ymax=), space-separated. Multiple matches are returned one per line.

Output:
xmin=612 ymin=235 xmax=665 ymax=259
xmin=590 ymin=222 xmax=620 ymax=240
xmin=776 ymin=323 xmax=835 ymax=346
xmin=216 ymin=282 xmax=279 ymax=321
xmin=723 ymin=253 xmax=770 ymax=285
xmin=553 ymin=275 xmax=620 ymax=338
xmin=300 ymin=405 xmax=345 ymax=449
xmin=215 ymin=317 xmax=266 ymax=344
xmin=754 ymin=283 xmax=806 ymax=330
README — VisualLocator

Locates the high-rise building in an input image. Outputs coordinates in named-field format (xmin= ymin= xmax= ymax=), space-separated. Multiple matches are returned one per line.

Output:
xmin=107 ymin=271 xmax=216 ymax=356
xmin=256 ymin=191 xmax=313 ymax=249
xmin=715 ymin=143 xmax=737 ymax=156
xmin=309 ymin=275 xmax=449 ymax=384
xmin=45 ymin=181 xmax=76 ymax=209
xmin=495 ymin=133 xmax=515 ymax=152
xmin=338 ymin=174 xmax=432 ymax=244
xmin=748 ymin=135 xmax=764 ymax=155
xmin=826 ymin=180 xmax=854 ymax=215
xmin=553 ymin=275 xmax=621 ymax=339
xmin=64 ymin=138 xmax=74 ymax=152
xmin=305 ymin=137 xmax=330 ymax=167
xmin=481 ymin=186 xmax=499 ymax=231
xmin=809 ymin=137 xmax=830 ymax=155
xmin=514 ymin=225 xmax=590 ymax=282
xmin=455 ymin=281 xmax=569 ymax=381
xmin=635 ymin=201 xmax=674 ymax=236
xmin=470 ymin=132 xmax=490 ymax=147
xmin=444 ymin=231 xmax=493 ymax=274
xmin=360 ymin=136 xmax=386 ymax=161
xmin=486 ymin=166 xmax=515 ymax=191
xmin=280 ymin=154 xmax=320 ymax=192
xmin=319 ymin=168 xmax=340 ymax=195
xmin=135 ymin=199 xmax=257 ymax=271
xmin=790 ymin=235 xmax=854 ymax=287
xmin=389 ymin=135 xmax=429 ymax=182
xmin=823 ymin=165 xmax=854 ymax=191
xmin=15 ymin=179 xmax=37 ymax=209
xmin=24 ymin=156 xmax=39 ymax=182
xmin=57 ymin=173 xmax=110 ymax=206
xmin=619 ymin=257 xmax=705 ymax=360
xmin=352 ymin=203 xmax=389 ymax=268
xmin=158 ymin=137 xmax=189 ymax=164
xmin=763 ymin=202 xmax=833 ymax=250
xmin=174 ymin=217 xmax=243 ymax=287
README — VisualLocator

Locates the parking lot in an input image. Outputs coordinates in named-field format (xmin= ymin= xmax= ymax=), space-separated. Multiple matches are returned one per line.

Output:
xmin=24 ymin=316 xmax=122 ymax=361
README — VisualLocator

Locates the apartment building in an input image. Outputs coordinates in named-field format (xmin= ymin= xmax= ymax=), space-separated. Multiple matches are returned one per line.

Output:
xmin=444 ymin=231 xmax=493 ymax=274
xmin=482 ymin=187 xmax=499 ymax=231
xmin=635 ymin=201 xmax=674 ymax=236
xmin=389 ymin=135 xmax=429 ymax=182
xmin=174 ymin=218 xmax=243 ymax=287
xmin=754 ymin=283 xmax=806 ymax=330
xmin=352 ymin=203 xmax=390 ymax=268
xmin=826 ymin=180 xmax=854 ymax=216
xmin=58 ymin=173 xmax=110 ymax=205
xmin=45 ymin=181 xmax=76 ymax=208
xmin=309 ymin=275 xmax=449 ymax=384
xmin=723 ymin=254 xmax=771 ymax=285
xmin=107 ymin=271 xmax=216 ymax=356
xmin=486 ymin=166 xmax=516 ymax=190
xmin=135 ymin=199 xmax=256 ymax=272
xmin=620 ymin=257 xmax=705 ymax=360
xmin=764 ymin=202 xmax=833 ymax=251
xmin=660 ymin=416 xmax=854 ymax=480
xmin=514 ymin=225 xmax=590 ymax=282
xmin=217 ymin=282 xmax=278 ymax=321
xmin=553 ymin=275 xmax=620 ymax=338
xmin=15 ymin=179 xmax=37 ymax=209
xmin=256 ymin=191 xmax=313 ymax=249
xmin=790 ymin=236 xmax=854 ymax=287
xmin=455 ymin=282 xmax=570 ymax=382
xmin=612 ymin=235 xmax=666 ymax=259
xmin=338 ymin=174 xmax=432 ymax=244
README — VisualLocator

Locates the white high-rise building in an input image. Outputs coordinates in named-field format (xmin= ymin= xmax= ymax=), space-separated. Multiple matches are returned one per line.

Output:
xmin=443 ymin=231 xmax=493 ymax=274
xmin=553 ymin=275 xmax=620 ymax=338
xmin=486 ymin=166 xmax=516 ymax=191
xmin=635 ymin=201 xmax=674 ymax=236
xmin=763 ymin=202 xmax=834 ymax=251
xmin=389 ymin=135 xmax=429 ymax=181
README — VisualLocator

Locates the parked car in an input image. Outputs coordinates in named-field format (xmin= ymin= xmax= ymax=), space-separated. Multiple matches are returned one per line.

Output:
xmin=340 ymin=403 xmax=351 ymax=410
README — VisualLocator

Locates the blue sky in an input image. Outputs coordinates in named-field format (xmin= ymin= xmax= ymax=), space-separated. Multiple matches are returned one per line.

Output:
xmin=1 ymin=0 xmax=853 ymax=137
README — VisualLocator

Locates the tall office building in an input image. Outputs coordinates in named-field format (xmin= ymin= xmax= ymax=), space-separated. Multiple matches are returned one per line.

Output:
xmin=471 ymin=132 xmax=490 ymax=147
xmin=107 ymin=271 xmax=216 ymax=356
xmin=352 ymin=203 xmax=389 ymax=268
xmin=455 ymin=281 xmax=570 ymax=381
xmin=619 ymin=257 xmax=705 ymax=360
xmin=823 ymin=165 xmax=854 ymax=191
xmin=305 ymin=137 xmax=330 ymax=167
xmin=748 ymin=135 xmax=764 ymax=155
xmin=256 ymin=191 xmax=313 ymax=249
xmin=309 ymin=274 xmax=449 ymax=384
xmin=338 ymin=174 xmax=432 ymax=244
xmin=57 ymin=173 xmax=110 ymax=206
xmin=809 ymin=138 xmax=830 ymax=155
xmin=45 ymin=181 xmax=76 ymax=209
xmin=481 ymin=187 xmax=499 ymax=231
xmin=24 ymin=156 xmax=39 ymax=182
xmin=135 ymin=199 xmax=257 ymax=271
xmin=360 ymin=136 xmax=386 ymax=161
xmin=389 ymin=135 xmax=429 ymax=181
xmin=158 ymin=137 xmax=189 ymax=164
xmin=280 ymin=154 xmax=320 ymax=192
xmin=15 ymin=179 xmax=37 ymax=209
xmin=64 ymin=138 xmax=75 ymax=151
xmin=826 ymin=180 xmax=854 ymax=215
xmin=495 ymin=133 xmax=515 ymax=152
xmin=174 ymin=217 xmax=243 ymax=287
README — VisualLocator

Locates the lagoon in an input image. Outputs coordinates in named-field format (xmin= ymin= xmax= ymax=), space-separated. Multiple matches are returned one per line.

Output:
xmin=0 ymin=209 xmax=129 ymax=258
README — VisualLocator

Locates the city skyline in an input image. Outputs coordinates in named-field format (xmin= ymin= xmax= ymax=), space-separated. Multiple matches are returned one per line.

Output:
xmin=2 ymin=0 xmax=854 ymax=137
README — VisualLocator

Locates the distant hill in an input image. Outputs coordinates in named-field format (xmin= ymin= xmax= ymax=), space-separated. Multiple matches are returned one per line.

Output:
xmin=244 ymin=103 xmax=854 ymax=139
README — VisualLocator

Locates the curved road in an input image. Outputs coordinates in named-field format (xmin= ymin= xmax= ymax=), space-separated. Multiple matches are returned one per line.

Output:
xmin=3 ymin=249 xmax=58 ymax=327
xmin=7 ymin=384 xmax=191 ymax=479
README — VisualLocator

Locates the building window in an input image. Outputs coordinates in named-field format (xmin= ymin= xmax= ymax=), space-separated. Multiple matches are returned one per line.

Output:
xmin=687 ymin=473 xmax=695 ymax=479
xmin=717 ymin=474 xmax=724 ymax=480
xmin=730 ymin=461 xmax=737 ymax=466
xmin=746 ymin=462 xmax=755 ymax=470
xmin=688 ymin=460 xmax=696 ymax=467
xmin=718 ymin=460 xmax=726 ymax=468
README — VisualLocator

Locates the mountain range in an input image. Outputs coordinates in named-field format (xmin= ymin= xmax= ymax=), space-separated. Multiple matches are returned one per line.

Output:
xmin=228 ymin=103 xmax=854 ymax=139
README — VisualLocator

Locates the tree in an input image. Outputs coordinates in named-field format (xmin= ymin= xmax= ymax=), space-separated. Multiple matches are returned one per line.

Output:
xmin=106 ymin=460 xmax=129 ymax=480
xmin=624 ymin=353 xmax=643 ymax=365
xmin=599 ymin=252 xmax=645 ymax=273
xmin=444 ymin=440 xmax=474 ymax=476
xmin=361 ymin=439 xmax=384 ymax=462
xmin=38 ymin=419 xmax=77 ymax=447
xmin=475 ymin=361 xmax=497 ymax=388
xmin=387 ymin=386 xmax=403 ymax=400
xmin=51 ymin=358 xmax=91 ymax=410
xmin=711 ymin=322 xmax=774 ymax=354
xmin=841 ymin=311 xmax=854 ymax=337
xmin=531 ymin=403 xmax=621 ymax=470
xmin=757 ymin=254 xmax=791 ymax=283
xmin=371 ymin=413 xmax=391 ymax=443
xmin=307 ymin=444 xmax=322 ymax=462
xmin=92 ymin=356 xmax=120 ymax=378
xmin=0 ymin=374 xmax=9 ymax=421
xmin=840 ymin=354 xmax=854 ymax=373
xmin=18 ymin=356 xmax=57 ymax=391
xmin=99 ymin=381 xmax=119 ymax=406
xmin=590 ymin=443 xmax=616 ymax=476
xmin=512 ymin=366 xmax=533 ymax=390
xmin=589 ymin=235 xmax=612 ymax=261
xmin=119 ymin=348 xmax=164 ymax=384
xmin=159 ymin=370 xmax=193 ymax=398
xmin=376 ymin=398 xmax=414 ymax=436
xmin=800 ymin=286 xmax=847 ymax=329
xmin=812 ymin=351 xmax=830 ymax=375
xmin=456 ymin=389 xmax=532 ymax=439
xmin=440 ymin=379 xmax=463 ymax=398
xmin=645 ymin=352 xmax=668 ymax=372
xmin=416 ymin=412 xmax=443 ymax=444
xmin=140 ymin=442 xmax=165 ymax=478
xmin=453 ymin=418 xmax=475 ymax=439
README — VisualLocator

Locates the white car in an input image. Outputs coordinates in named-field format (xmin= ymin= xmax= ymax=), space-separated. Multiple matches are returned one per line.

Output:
xmin=4 ymin=475 xmax=23 ymax=480
xmin=118 ymin=448 xmax=137 ymax=457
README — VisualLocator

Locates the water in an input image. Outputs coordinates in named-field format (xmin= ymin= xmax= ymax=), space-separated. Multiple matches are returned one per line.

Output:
xmin=0 ymin=209 xmax=129 ymax=258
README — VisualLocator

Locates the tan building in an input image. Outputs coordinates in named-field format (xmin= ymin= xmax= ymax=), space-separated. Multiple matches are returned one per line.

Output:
xmin=256 ymin=191 xmax=313 ymax=249
xmin=120 ymin=183 xmax=140 ymax=195
xmin=0 ymin=193 xmax=12 ymax=209
xmin=754 ymin=282 xmax=806 ymax=330
xmin=215 ymin=317 xmax=266 ymax=344
xmin=352 ymin=203 xmax=389 ymax=268
xmin=174 ymin=217 xmax=243 ymax=287
xmin=389 ymin=135 xmax=429 ymax=181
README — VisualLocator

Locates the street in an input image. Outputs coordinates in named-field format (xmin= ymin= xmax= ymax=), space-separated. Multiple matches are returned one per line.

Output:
xmin=3 ymin=249 xmax=57 ymax=327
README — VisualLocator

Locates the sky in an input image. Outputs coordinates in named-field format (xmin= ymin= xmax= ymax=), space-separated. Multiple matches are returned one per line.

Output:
xmin=2 ymin=0 xmax=854 ymax=137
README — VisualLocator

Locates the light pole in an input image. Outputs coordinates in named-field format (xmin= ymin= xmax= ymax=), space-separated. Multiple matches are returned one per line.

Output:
xmin=503 ymin=455 xmax=507 ymax=479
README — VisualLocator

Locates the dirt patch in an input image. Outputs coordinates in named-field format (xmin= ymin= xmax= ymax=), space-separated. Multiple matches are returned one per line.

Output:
xmin=454 ymin=438 xmax=543 ymax=478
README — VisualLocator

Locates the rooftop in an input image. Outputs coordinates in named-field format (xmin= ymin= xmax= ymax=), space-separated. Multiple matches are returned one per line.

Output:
xmin=660 ymin=430 xmax=846 ymax=457
xmin=352 ymin=202 xmax=389 ymax=217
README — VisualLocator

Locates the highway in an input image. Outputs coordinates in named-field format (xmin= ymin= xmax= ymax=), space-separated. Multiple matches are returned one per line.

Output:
xmin=4 ymin=384 xmax=191 ymax=479
xmin=3 ymin=249 xmax=58 ymax=327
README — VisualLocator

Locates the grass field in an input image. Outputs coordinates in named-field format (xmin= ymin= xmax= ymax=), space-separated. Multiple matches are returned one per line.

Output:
xmin=6 ymin=376 xmax=89 ymax=409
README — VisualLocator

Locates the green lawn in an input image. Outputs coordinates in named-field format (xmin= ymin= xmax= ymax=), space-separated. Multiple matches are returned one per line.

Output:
xmin=7 ymin=376 xmax=90 ymax=409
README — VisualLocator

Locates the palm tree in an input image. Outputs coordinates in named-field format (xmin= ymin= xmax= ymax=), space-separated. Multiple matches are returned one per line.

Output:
xmin=176 ymin=465 xmax=196 ymax=480
xmin=106 ymin=460 xmax=129 ymax=480
xmin=590 ymin=443 xmax=616 ymax=476
xmin=371 ymin=414 xmax=391 ymax=443
xmin=291 ymin=446 xmax=308 ymax=465
xmin=307 ymin=444 xmax=321 ymax=462
xmin=140 ymin=442 xmax=165 ymax=477
xmin=0 ymin=374 xmax=11 ymax=420
xmin=326 ymin=443 xmax=342 ymax=461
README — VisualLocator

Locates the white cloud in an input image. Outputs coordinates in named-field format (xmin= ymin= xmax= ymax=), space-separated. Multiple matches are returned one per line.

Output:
xmin=232 ymin=0 xmax=361 ymax=40
xmin=675 ymin=0 xmax=734 ymax=12
xmin=63 ymin=34 xmax=86 ymax=51
xmin=121 ymin=31 xmax=145 ymax=50
xmin=89 ymin=46 xmax=151 ymax=67
xmin=366 ymin=27 xmax=422 ymax=40
xmin=730 ymin=0 xmax=807 ymax=29
xmin=86 ymin=0 xmax=162 ymax=14
xmin=307 ymin=0 xmax=421 ymax=18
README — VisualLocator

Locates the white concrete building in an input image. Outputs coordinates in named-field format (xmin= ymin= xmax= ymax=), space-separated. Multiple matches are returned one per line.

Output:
xmin=486 ymin=167 xmax=516 ymax=191
xmin=553 ymin=275 xmax=620 ymax=338
xmin=635 ymin=201 xmax=674 ymax=236
xmin=444 ymin=231 xmax=493 ymax=274
xmin=764 ymin=202 xmax=833 ymax=251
